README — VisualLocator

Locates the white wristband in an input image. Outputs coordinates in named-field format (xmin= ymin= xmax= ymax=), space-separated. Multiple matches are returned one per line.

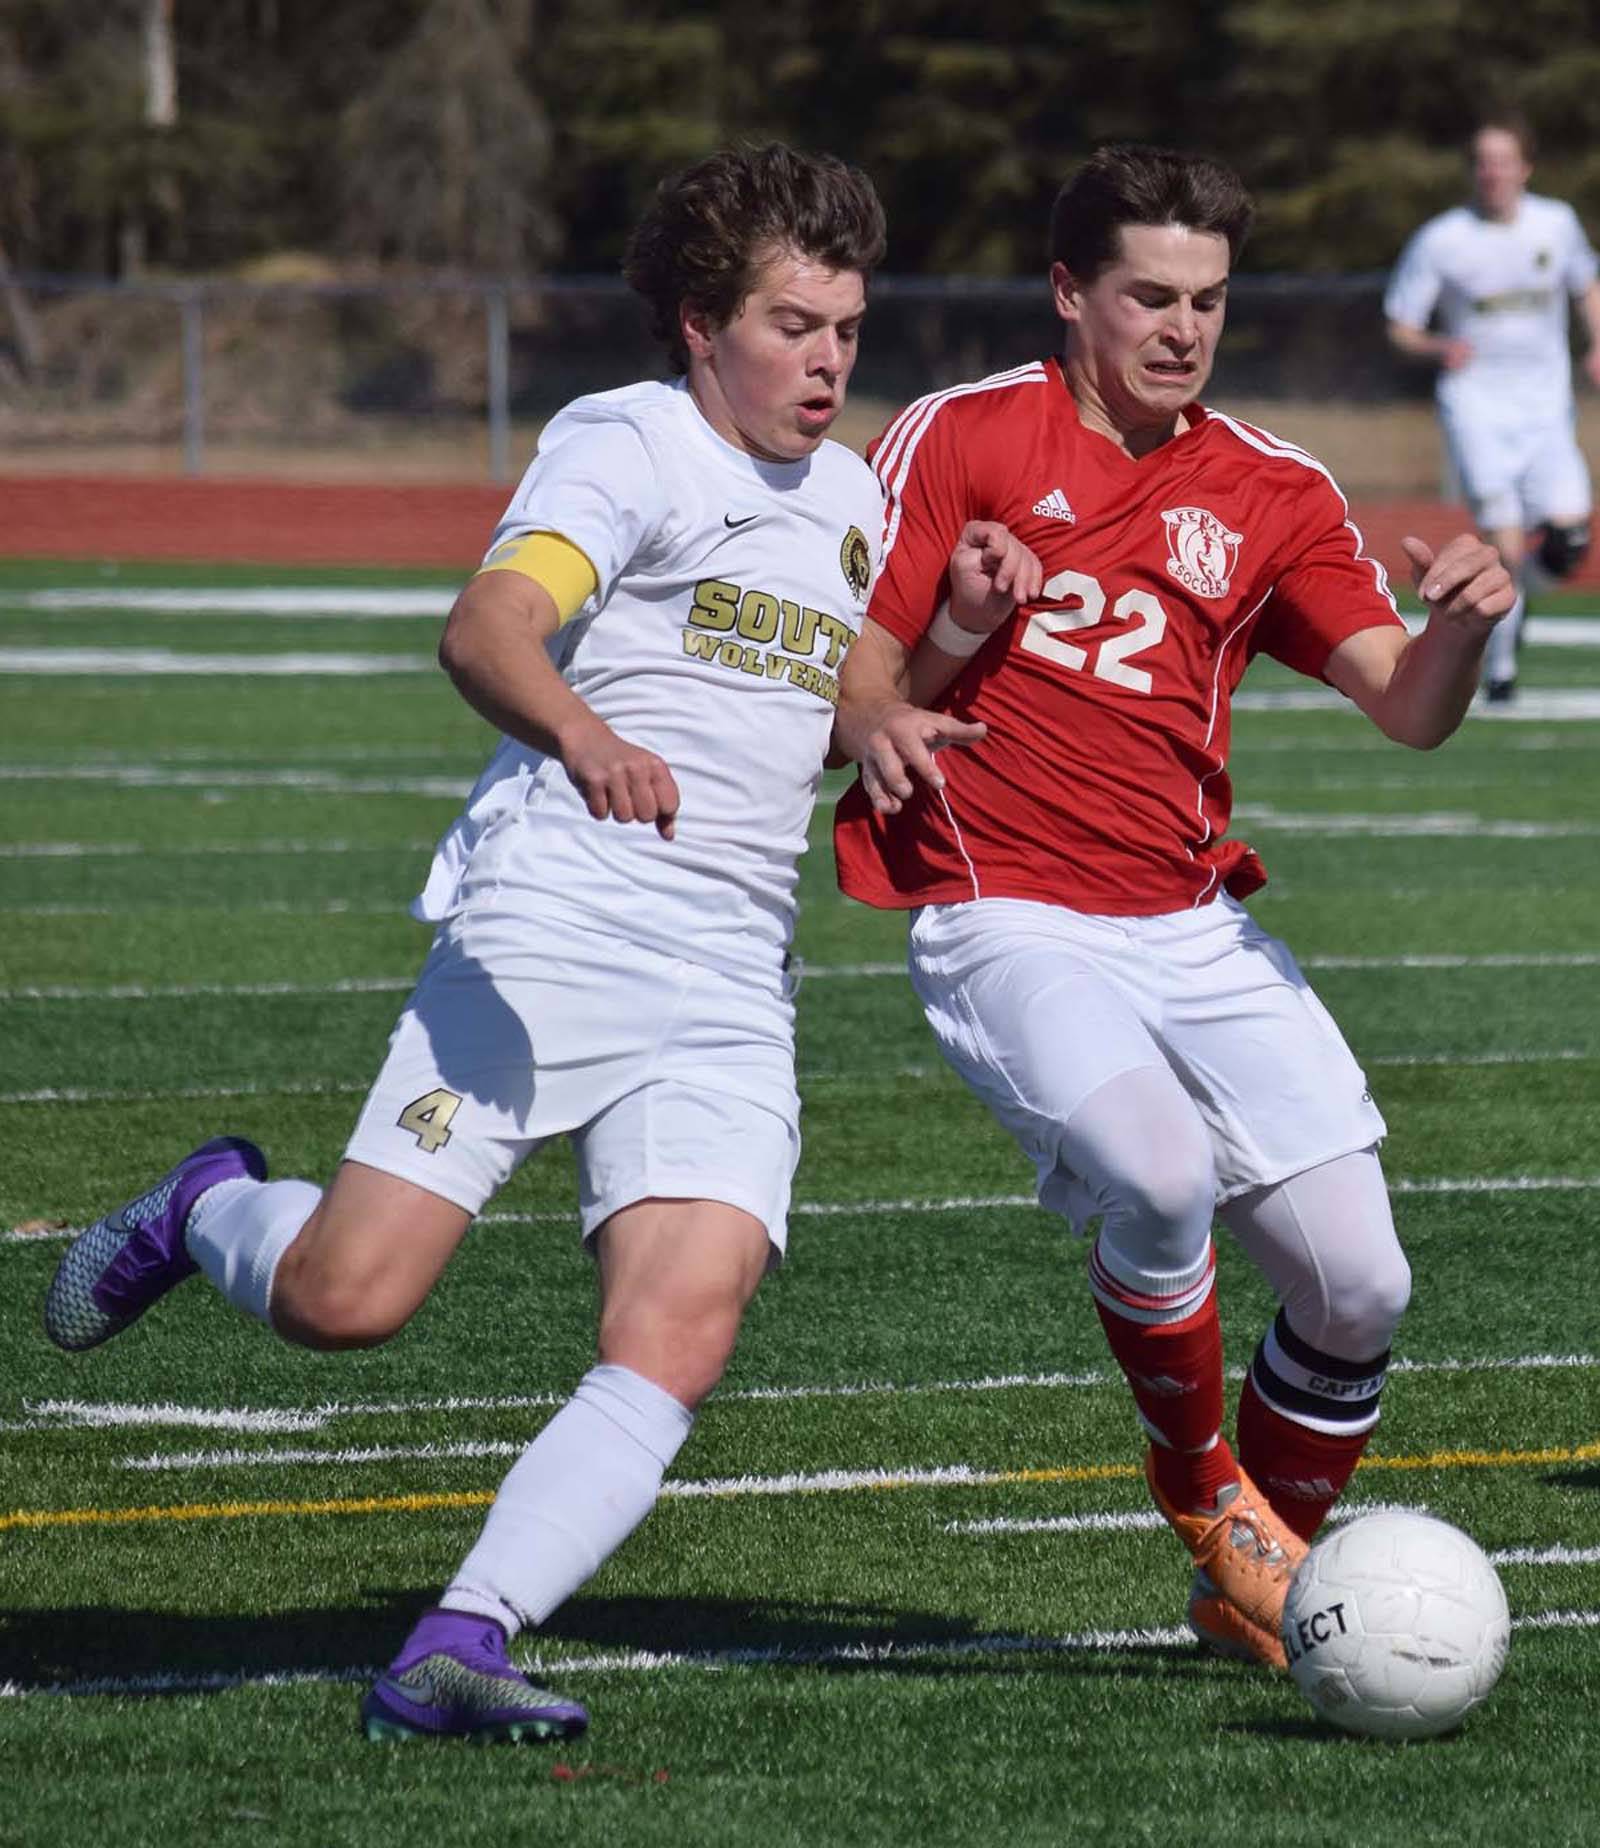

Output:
xmin=926 ymin=599 xmax=989 ymax=658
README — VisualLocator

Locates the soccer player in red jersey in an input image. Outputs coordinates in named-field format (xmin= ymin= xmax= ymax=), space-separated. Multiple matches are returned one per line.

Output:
xmin=833 ymin=145 xmax=1514 ymax=1669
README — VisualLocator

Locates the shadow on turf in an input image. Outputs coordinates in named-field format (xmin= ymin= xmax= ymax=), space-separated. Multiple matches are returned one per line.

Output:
xmin=0 ymin=1596 xmax=418 ymax=1692
xmin=1 ymin=1590 xmax=1215 ymax=1692
xmin=1545 ymin=1465 xmax=1600 ymax=1493
xmin=543 ymin=1594 xmax=1218 ymax=1680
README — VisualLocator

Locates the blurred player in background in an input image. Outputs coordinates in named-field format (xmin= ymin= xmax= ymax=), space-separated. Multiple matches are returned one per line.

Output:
xmin=44 ymin=141 xmax=937 ymax=1744
xmin=834 ymin=143 xmax=1513 ymax=1671
xmin=1386 ymin=113 xmax=1600 ymax=702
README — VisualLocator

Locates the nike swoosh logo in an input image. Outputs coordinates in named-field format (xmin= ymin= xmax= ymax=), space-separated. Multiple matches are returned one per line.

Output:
xmin=723 ymin=514 xmax=759 ymax=529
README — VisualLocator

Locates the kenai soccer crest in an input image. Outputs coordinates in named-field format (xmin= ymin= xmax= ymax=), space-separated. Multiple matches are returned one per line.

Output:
xmin=1161 ymin=506 xmax=1243 ymax=600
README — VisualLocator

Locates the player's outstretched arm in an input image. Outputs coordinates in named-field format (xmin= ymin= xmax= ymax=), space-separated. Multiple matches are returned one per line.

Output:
xmin=832 ymin=619 xmax=987 ymax=816
xmin=1324 ymin=534 xmax=1515 ymax=749
xmin=1385 ymin=318 xmax=1472 ymax=371
xmin=439 ymin=570 xmax=680 ymax=837
xmin=904 ymin=520 xmax=1045 ymax=707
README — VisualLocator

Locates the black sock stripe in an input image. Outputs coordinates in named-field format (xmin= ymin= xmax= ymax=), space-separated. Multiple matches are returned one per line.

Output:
xmin=1251 ymin=1351 xmax=1385 ymax=1426
xmin=1271 ymin=1306 xmax=1391 ymax=1382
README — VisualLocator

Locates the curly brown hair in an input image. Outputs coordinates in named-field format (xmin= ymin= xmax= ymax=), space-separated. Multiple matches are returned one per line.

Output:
xmin=623 ymin=142 xmax=887 ymax=373
xmin=1049 ymin=144 xmax=1255 ymax=282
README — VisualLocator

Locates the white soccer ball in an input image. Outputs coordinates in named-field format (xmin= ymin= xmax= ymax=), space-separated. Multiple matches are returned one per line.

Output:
xmin=1282 ymin=1509 xmax=1510 ymax=1740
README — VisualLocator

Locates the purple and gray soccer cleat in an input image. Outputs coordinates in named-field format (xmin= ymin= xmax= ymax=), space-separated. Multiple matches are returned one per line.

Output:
xmin=362 ymin=1608 xmax=589 ymax=1745
xmin=43 ymin=1136 xmax=267 ymax=1351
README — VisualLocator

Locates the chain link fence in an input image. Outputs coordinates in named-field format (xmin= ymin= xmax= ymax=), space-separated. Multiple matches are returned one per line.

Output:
xmin=0 ymin=271 xmax=1447 ymax=489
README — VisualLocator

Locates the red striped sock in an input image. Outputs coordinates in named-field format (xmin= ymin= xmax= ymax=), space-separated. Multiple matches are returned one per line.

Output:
xmin=1090 ymin=1239 xmax=1236 ymax=1513
xmin=1236 ymin=1373 xmax=1374 ymax=1541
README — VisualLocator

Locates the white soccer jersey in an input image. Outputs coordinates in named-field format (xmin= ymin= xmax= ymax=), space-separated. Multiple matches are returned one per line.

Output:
xmin=1385 ymin=194 xmax=1599 ymax=415
xmin=415 ymin=379 xmax=882 ymax=987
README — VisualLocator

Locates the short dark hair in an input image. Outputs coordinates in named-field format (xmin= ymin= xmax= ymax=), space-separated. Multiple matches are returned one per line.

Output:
xmin=623 ymin=142 xmax=887 ymax=372
xmin=1048 ymin=144 xmax=1255 ymax=282
xmin=1472 ymin=112 xmax=1535 ymax=163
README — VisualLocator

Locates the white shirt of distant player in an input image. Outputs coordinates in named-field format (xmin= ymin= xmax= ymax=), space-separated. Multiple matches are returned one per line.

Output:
xmin=415 ymin=377 xmax=881 ymax=989
xmin=1385 ymin=193 xmax=1599 ymax=415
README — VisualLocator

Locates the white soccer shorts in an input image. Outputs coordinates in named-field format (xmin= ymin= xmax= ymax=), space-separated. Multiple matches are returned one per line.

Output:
xmin=1440 ymin=395 xmax=1592 ymax=533
xmin=344 ymin=907 xmax=801 ymax=1252
xmin=907 ymin=895 xmax=1386 ymax=1227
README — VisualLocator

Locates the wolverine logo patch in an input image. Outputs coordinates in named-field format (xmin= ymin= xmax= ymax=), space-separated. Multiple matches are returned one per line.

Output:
xmin=840 ymin=525 xmax=872 ymax=602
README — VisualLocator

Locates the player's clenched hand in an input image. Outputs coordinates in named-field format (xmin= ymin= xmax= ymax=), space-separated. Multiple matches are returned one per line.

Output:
xmin=856 ymin=701 xmax=987 ymax=816
xmin=559 ymin=714 xmax=681 ymax=839
xmin=1401 ymin=534 xmax=1516 ymax=633
xmin=947 ymin=521 xmax=1045 ymax=636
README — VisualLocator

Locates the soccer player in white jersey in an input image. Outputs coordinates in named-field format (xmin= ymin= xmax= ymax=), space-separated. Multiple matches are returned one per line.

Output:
xmin=42 ymin=142 xmax=969 ymax=1745
xmin=833 ymin=144 xmax=1513 ymax=1672
xmin=1386 ymin=114 xmax=1600 ymax=701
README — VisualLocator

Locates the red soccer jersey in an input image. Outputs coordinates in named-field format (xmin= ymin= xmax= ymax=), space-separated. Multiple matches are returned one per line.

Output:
xmin=833 ymin=358 xmax=1405 ymax=915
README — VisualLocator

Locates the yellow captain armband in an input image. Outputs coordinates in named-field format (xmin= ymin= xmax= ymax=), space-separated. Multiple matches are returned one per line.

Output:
xmin=478 ymin=531 xmax=599 ymax=624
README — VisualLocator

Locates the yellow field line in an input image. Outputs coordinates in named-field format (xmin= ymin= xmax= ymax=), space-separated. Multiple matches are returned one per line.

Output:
xmin=0 ymin=1489 xmax=493 ymax=1532
xmin=4 ymin=1440 xmax=1597 ymax=1534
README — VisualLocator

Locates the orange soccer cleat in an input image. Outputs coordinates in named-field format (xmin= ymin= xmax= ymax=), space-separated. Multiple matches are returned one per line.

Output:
xmin=1187 ymin=1567 xmax=1287 ymax=1671
xmin=1145 ymin=1448 xmax=1308 ymax=1647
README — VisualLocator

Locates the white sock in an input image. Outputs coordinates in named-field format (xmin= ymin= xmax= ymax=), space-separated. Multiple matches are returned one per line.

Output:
xmin=440 ymin=1363 xmax=694 ymax=1635
xmin=1484 ymin=585 xmax=1525 ymax=684
xmin=185 ymin=1176 xmax=320 ymax=1325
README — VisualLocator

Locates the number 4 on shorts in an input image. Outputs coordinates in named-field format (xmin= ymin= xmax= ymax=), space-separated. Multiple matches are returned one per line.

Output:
xmin=398 ymin=1087 xmax=463 ymax=1153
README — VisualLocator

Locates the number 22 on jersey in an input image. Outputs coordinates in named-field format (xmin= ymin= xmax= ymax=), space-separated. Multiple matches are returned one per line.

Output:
xmin=1019 ymin=567 xmax=1168 ymax=693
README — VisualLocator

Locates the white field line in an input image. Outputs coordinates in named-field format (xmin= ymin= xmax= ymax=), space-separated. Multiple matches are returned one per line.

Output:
xmin=4 ymin=1610 xmax=1597 ymax=1701
xmin=1491 ymin=1545 xmax=1600 ymax=1568
xmin=1233 ymin=688 xmax=1600 ymax=720
xmin=99 ymin=1439 xmax=1600 ymax=1489
xmin=5 ymin=1353 xmax=1593 ymax=1437
xmin=487 ymin=1178 xmax=1600 ymax=1225
xmin=0 ymin=1393 xmax=565 ymax=1434
xmin=15 ymin=587 xmax=1600 ymax=637
xmin=0 ymin=902 xmax=404 ymax=918
xmin=111 ymin=1456 xmax=1045 ymax=1490
xmin=8 ymin=951 xmax=1600 ymax=1004
xmin=1233 ymin=805 xmax=1600 ymax=839
xmin=945 ymin=1499 xmax=1429 ymax=1537
xmin=0 ymin=839 xmax=434 ymax=859
xmin=1366 ymin=1049 xmax=1592 ymax=1067
xmin=116 ymin=1440 xmax=529 ymax=1472
xmin=1234 ymin=733 xmax=1591 ymax=755
xmin=3 ymin=772 xmax=1594 ymax=834
xmin=1 ymin=977 xmax=414 ymax=1002
xmin=1 ymin=1073 xmax=988 ymax=1110
xmin=1395 ymin=616 xmax=1600 ymax=647
xmin=3 ymin=770 xmax=1596 ymax=832
xmin=7 ymin=664 xmax=1595 ymax=709
xmin=6 ymin=745 xmax=466 ymax=765
xmin=0 ymin=1047 xmax=1587 ymax=1110
xmin=1305 ymin=952 xmax=1600 ymax=969
xmin=21 ymin=590 xmax=1600 ymax=642
xmin=19 ymin=588 xmax=452 ymax=617
xmin=0 ymin=649 xmax=434 ymax=676
xmin=2 ymin=1403 xmax=332 ymax=1436
xmin=0 ymin=764 xmax=462 ymax=794
xmin=6 ymin=1178 xmax=1599 ymax=1249
xmin=0 ymin=1079 xmax=370 ymax=1112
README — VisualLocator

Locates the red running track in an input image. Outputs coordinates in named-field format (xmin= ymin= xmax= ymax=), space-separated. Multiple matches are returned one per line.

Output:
xmin=4 ymin=475 xmax=1599 ymax=586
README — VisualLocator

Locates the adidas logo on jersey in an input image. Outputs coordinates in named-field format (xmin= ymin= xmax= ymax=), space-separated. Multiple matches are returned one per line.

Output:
xmin=1032 ymin=487 xmax=1077 ymax=523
